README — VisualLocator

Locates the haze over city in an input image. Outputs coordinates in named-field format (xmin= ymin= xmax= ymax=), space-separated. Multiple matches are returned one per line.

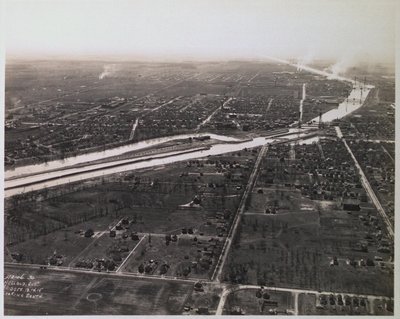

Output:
xmin=6 ymin=0 xmax=396 ymax=65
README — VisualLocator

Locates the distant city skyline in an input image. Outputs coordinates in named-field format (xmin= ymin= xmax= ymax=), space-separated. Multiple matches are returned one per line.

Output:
xmin=5 ymin=0 xmax=396 ymax=65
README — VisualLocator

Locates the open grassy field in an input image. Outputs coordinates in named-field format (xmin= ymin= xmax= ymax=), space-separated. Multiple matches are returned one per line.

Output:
xmin=6 ymin=215 xmax=119 ymax=265
xmin=4 ymin=266 xmax=194 ymax=315
xmin=224 ymin=191 xmax=393 ymax=296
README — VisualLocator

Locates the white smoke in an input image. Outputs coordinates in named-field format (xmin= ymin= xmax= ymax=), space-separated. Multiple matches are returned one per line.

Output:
xmin=324 ymin=50 xmax=362 ymax=77
xmin=296 ymin=52 xmax=315 ymax=71
xmin=99 ymin=64 xmax=118 ymax=80
xmin=326 ymin=59 xmax=354 ymax=77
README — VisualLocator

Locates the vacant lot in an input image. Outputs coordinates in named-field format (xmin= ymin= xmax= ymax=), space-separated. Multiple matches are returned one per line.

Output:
xmin=7 ymin=215 xmax=118 ymax=265
xmin=4 ymin=266 xmax=194 ymax=315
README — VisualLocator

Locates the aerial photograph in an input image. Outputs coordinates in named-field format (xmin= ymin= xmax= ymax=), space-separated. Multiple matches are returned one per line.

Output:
xmin=2 ymin=0 xmax=397 ymax=316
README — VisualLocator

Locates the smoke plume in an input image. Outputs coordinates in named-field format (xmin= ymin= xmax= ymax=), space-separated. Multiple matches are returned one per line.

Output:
xmin=99 ymin=64 xmax=118 ymax=80
xmin=296 ymin=52 xmax=315 ymax=71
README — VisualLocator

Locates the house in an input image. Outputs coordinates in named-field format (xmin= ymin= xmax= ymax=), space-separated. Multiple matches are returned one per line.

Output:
xmin=131 ymin=233 xmax=139 ymax=241
xmin=85 ymin=229 xmax=94 ymax=237
xmin=231 ymin=173 xmax=243 ymax=182
xmin=230 ymin=306 xmax=245 ymax=315
xmin=342 ymin=198 xmax=360 ymax=211
xmin=194 ymin=281 xmax=203 ymax=291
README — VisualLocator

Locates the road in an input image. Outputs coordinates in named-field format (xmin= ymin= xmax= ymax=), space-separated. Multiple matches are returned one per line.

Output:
xmin=68 ymin=218 xmax=124 ymax=267
xmin=211 ymin=144 xmax=268 ymax=282
xmin=293 ymin=292 xmax=299 ymax=315
xmin=266 ymin=97 xmax=274 ymax=112
xmin=197 ymin=97 xmax=233 ymax=130
xmin=147 ymin=96 xmax=182 ymax=114
xmin=336 ymin=127 xmax=394 ymax=238
xmin=128 ymin=118 xmax=139 ymax=140
xmin=248 ymin=71 xmax=260 ymax=83
xmin=116 ymin=235 xmax=147 ymax=273
xmin=215 ymin=283 xmax=390 ymax=315
xmin=4 ymin=262 xmax=198 ymax=285
xmin=381 ymin=144 xmax=395 ymax=163
xmin=6 ymin=261 xmax=391 ymax=316
xmin=126 ymin=96 xmax=183 ymax=141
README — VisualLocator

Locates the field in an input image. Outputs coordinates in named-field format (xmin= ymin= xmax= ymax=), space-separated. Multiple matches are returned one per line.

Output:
xmin=222 ymin=140 xmax=394 ymax=297
xmin=4 ymin=266 xmax=194 ymax=315
xmin=6 ymin=151 xmax=256 ymax=277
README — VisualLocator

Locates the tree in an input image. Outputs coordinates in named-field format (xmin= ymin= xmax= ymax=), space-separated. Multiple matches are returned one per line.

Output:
xmin=138 ymin=264 xmax=145 ymax=273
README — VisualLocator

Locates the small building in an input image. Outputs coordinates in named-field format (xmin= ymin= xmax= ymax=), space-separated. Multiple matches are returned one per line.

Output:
xmin=342 ymin=198 xmax=360 ymax=211
xmin=131 ymin=233 xmax=139 ymax=240
xmin=85 ymin=229 xmax=94 ymax=238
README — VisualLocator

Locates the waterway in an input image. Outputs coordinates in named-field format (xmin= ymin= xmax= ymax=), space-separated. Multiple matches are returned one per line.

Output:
xmin=310 ymin=83 xmax=373 ymax=123
xmin=5 ymin=133 xmax=240 ymax=180
xmin=5 ymin=58 xmax=374 ymax=197
xmin=5 ymin=129 xmax=314 ymax=197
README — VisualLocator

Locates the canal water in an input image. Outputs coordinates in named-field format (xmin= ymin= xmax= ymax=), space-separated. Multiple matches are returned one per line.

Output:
xmin=5 ymin=59 xmax=375 ymax=197
xmin=5 ymin=133 xmax=240 ymax=180
xmin=5 ymin=129 xmax=313 ymax=197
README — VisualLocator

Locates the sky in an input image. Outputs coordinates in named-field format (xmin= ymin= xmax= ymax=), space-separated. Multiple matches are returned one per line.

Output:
xmin=5 ymin=0 xmax=397 ymax=63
